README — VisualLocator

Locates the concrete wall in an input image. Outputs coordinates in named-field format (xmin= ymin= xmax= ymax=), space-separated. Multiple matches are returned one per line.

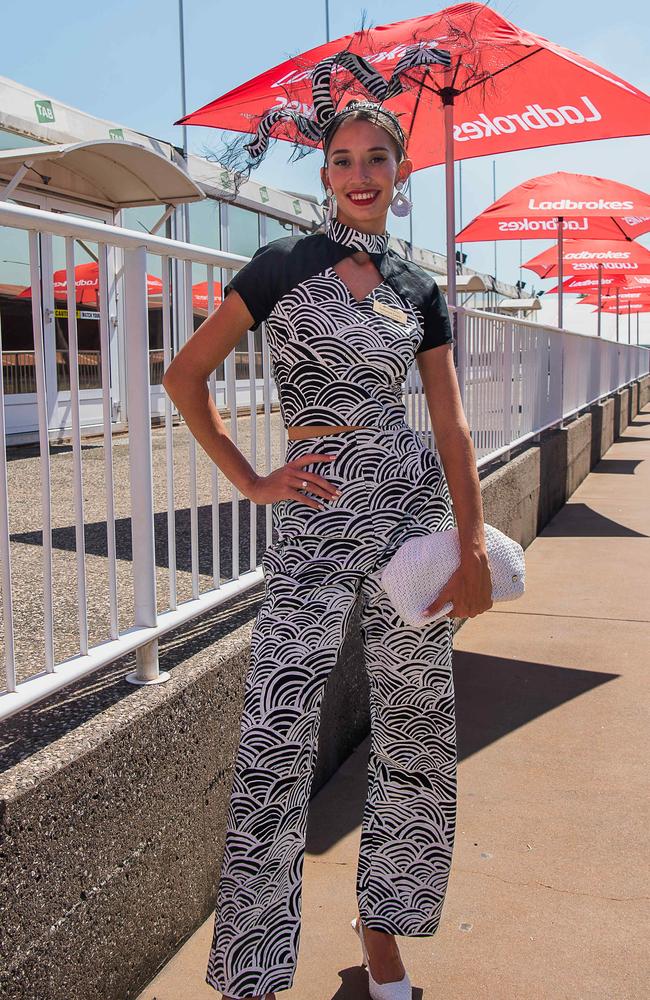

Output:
xmin=1 ymin=373 xmax=648 ymax=1000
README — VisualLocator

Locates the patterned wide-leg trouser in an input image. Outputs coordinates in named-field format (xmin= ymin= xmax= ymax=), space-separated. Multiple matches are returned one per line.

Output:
xmin=206 ymin=425 xmax=458 ymax=997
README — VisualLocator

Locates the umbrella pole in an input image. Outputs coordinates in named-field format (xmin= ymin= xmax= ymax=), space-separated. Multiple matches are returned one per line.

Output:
xmin=557 ymin=216 xmax=563 ymax=328
xmin=628 ymin=303 xmax=631 ymax=342
xmin=637 ymin=312 xmax=640 ymax=344
xmin=616 ymin=288 xmax=619 ymax=341
xmin=597 ymin=263 xmax=602 ymax=338
xmin=442 ymin=88 xmax=456 ymax=311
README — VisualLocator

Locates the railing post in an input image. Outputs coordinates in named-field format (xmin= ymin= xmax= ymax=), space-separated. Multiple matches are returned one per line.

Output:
xmin=123 ymin=245 xmax=169 ymax=687
xmin=503 ymin=318 xmax=513 ymax=456
xmin=455 ymin=306 xmax=466 ymax=410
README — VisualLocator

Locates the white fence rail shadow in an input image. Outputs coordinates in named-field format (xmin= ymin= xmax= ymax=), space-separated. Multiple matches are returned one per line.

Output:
xmin=0 ymin=201 xmax=648 ymax=721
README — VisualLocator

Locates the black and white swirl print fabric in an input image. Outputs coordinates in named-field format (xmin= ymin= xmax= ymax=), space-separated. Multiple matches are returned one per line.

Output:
xmin=205 ymin=426 xmax=458 ymax=997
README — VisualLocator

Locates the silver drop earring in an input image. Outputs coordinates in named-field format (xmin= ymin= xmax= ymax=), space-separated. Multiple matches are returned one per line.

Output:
xmin=325 ymin=186 xmax=337 ymax=225
xmin=390 ymin=179 xmax=412 ymax=217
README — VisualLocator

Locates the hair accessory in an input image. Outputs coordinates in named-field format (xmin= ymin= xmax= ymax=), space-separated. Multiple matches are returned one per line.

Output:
xmin=211 ymin=40 xmax=451 ymax=198
xmin=376 ymin=523 xmax=526 ymax=627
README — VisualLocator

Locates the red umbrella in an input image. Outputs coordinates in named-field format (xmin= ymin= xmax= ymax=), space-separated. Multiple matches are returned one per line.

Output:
xmin=596 ymin=296 xmax=650 ymax=344
xmin=456 ymin=171 xmax=650 ymax=326
xmin=546 ymin=274 xmax=646 ymax=294
xmin=176 ymin=3 xmax=650 ymax=306
xmin=523 ymin=239 xmax=650 ymax=280
xmin=190 ymin=280 xmax=223 ymax=313
xmin=18 ymin=261 xmax=164 ymax=307
xmin=578 ymin=290 xmax=650 ymax=305
xmin=147 ymin=279 xmax=224 ymax=316
xmin=456 ymin=172 xmax=650 ymax=243
xmin=524 ymin=239 xmax=650 ymax=336
xmin=597 ymin=299 xmax=650 ymax=313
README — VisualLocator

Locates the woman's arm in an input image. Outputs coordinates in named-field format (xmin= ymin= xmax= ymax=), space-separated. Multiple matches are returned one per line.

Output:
xmin=416 ymin=342 xmax=492 ymax=618
xmin=162 ymin=291 xmax=340 ymax=510
xmin=161 ymin=289 xmax=261 ymax=499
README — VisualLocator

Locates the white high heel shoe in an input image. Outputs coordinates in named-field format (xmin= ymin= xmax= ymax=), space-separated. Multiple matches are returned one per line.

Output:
xmin=351 ymin=916 xmax=412 ymax=1000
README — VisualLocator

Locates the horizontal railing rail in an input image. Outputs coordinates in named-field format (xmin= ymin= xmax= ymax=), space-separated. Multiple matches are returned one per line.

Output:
xmin=0 ymin=201 xmax=648 ymax=721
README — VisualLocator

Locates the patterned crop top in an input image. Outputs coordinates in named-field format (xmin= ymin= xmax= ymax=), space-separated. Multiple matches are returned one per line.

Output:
xmin=223 ymin=215 xmax=453 ymax=431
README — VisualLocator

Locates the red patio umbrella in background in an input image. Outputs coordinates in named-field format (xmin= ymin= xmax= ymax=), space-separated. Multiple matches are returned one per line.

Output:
xmin=456 ymin=172 xmax=650 ymax=242
xmin=18 ymin=261 xmax=164 ymax=308
xmin=176 ymin=2 xmax=650 ymax=309
xmin=523 ymin=239 xmax=650 ymax=279
xmin=578 ymin=290 xmax=650 ymax=305
xmin=546 ymin=274 xmax=650 ymax=294
xmin=190 ymin=280 xmax=223 ymax=313
xmin=597 ymin=300 xmax=650 ymax=313
xmin=456 ymin=171 xmax=650 ymax=326
xmin=523 ymin=238 xmax=650 ymax=335
xmin=594 ymin=295 xmax=650 ymax=343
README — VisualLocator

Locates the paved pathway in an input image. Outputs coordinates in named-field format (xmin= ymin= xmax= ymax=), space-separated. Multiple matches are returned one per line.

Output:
xmin=139 ymin=403 xmax=649 ymax=1000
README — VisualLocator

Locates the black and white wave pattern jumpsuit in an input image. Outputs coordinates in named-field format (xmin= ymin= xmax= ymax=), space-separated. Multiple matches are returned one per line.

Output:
xmin=206 ymin=216 xmax=458 ymax=997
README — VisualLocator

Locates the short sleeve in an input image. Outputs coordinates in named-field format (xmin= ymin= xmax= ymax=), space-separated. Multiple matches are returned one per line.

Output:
xmin=222 ymin=242 xmax=281 ymax=331
xmin=415 ymin=280 xmax=454 ymax=353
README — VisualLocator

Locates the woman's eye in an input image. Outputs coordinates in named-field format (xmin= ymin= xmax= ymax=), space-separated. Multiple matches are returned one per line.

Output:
xmin=333 ymin=156 xmax=386 ymax=166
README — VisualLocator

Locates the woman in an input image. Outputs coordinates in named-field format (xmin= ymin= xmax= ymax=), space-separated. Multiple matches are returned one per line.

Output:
xmin=163 ymin=46 xmax=492 ymax=1000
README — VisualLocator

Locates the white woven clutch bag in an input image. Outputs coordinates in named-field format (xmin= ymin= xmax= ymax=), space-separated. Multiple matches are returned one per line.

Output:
xmin=378 ymin=523 xmax=525 ymax=627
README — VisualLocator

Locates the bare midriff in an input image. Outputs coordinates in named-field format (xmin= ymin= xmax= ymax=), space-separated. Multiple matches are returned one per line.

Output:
xmin=286 ymin=424 xmax=371 ymax=439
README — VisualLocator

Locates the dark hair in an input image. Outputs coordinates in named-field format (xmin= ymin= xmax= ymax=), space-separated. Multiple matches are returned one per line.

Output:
xmin=322 ymin=107 xmax=407 ymax=164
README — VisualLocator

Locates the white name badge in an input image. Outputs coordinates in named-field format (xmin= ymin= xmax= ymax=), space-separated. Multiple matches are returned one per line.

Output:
xmin=372 ymin=299 xmax=408 ymax=325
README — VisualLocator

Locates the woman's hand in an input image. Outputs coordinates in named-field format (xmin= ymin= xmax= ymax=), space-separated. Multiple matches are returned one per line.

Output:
xmin=250 ymin=453 xmax=341 ymax=510
xmin=424 ymin=549 xmax=493 ymax=620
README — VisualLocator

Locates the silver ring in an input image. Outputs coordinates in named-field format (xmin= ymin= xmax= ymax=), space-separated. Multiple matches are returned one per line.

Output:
xmin=301 ymin=480 xmax=307 ymax=489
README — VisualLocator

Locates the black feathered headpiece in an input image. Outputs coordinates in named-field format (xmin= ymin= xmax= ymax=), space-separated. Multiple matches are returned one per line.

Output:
xmin=206 ymin=40 xmax=451 ymax=200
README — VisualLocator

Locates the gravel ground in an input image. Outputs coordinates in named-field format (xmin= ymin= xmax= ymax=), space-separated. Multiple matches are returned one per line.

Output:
xmin=1 ymin=408 xmax=288 ymax=690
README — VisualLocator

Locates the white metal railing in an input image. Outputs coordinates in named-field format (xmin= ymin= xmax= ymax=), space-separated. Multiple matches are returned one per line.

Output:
xmin=0 ymin=201 xmax=648 ymax=721
xmin=453 ymin=305 xmax=649 ymax=466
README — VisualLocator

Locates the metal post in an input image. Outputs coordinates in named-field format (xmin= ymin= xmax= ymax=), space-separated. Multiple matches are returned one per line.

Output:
xmin=178 ymin=0 xmax=188 ymax=159
xmin=557 ymin=217 xmax=564 ymax=329
xmin=443 ymin=86 xmax=457 ymax=309
xmin=178 ymin=0 xmax=191 ymax=245
xmin=455 ymin=306 xmax=466 ymax=411
xmin=616 ymin=287 xmax=620 ymax=342
xmin=458 ymin=159 xmax=463 ymax=266
xmin=492 ymin=160 xmax=497 ymax=282
xmin=123 ymin=245 xmax=168 ymax=686
xmin=597 ymin=263 xmax=602 ymax=338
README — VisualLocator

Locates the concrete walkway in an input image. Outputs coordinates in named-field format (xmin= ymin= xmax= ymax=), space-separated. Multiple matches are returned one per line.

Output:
xmin=138 ymin=404 xmax=649 ymax=1000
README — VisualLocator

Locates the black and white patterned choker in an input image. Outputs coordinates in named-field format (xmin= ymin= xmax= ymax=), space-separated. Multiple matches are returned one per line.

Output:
xmin=325 ymin=216 xmax=390 ymax=255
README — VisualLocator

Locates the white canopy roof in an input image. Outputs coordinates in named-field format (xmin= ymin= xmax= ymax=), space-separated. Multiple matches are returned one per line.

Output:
xmin=434 ymin=273 xmax=488 ymax=293
xmin=494 ymin=297 xmax=542 ymax=312
xmin=0 ymin=140 xmax=204 ymax=208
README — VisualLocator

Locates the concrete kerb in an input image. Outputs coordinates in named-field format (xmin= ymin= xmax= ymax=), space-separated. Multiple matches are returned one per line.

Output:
xmin=0 ymin=372 xmax=648 ymax=1000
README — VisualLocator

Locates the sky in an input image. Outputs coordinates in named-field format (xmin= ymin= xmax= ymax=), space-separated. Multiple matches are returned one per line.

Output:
xmin=2 ymin=0 xmax=650 ymax=340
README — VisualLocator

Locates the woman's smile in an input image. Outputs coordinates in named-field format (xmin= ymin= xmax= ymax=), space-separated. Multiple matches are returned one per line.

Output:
xmin=346 ymin=190 xmax=380 ymax=205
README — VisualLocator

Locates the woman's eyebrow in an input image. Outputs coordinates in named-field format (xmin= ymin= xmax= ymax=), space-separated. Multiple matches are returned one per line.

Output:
xmin=330 ymin=145 xmax=390 ymax=154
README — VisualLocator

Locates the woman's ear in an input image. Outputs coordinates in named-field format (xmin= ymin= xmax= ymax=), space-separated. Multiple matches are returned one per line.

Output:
xmin=397 ymin=157 xmax=413 ymax=187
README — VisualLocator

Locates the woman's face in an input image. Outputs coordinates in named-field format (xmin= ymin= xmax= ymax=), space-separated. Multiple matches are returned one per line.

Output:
xmin=321 ymin=118 xmax=412 ymax=231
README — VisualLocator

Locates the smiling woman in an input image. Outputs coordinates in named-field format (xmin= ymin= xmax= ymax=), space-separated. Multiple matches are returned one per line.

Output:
xmin=163 ymin=41 xmax=491 ymax=1000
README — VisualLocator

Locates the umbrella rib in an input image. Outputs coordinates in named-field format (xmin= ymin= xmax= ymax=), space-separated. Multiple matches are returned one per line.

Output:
xmin=398 ymin=47 xmax=544 ymax=99
xmin=611 ymin=217 xmax=632 ymax=240
xmin=459 ymin=47 xmax=544 ymax=96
